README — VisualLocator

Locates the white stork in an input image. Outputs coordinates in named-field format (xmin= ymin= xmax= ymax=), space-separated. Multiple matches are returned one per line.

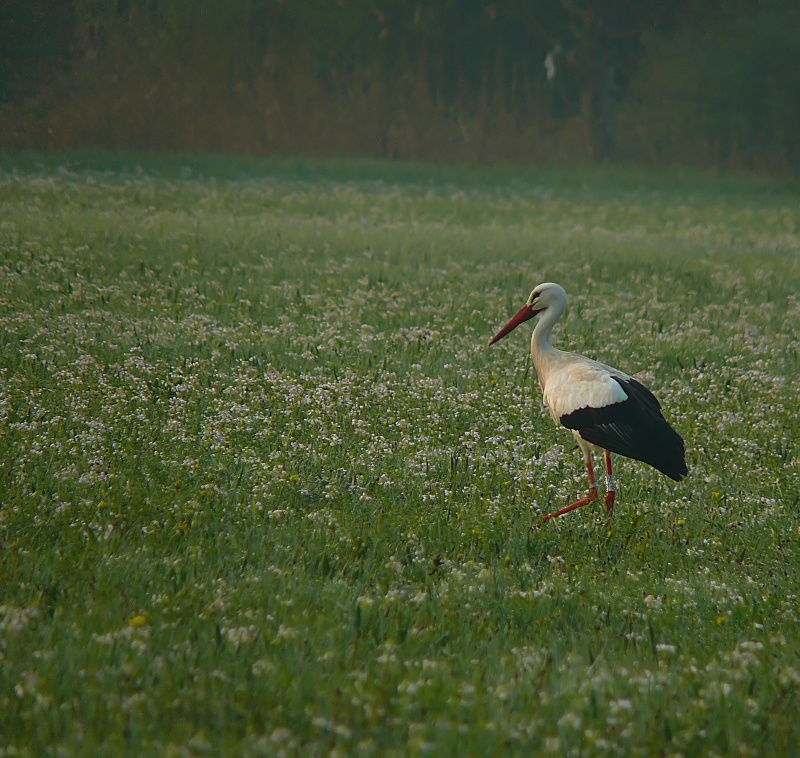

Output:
xmin=490 ymin=282 xmax=687 ymax=522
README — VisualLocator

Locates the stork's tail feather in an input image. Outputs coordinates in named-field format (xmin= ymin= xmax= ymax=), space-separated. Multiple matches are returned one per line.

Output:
xmin=648 ymin=429 xmax=687 ymax=481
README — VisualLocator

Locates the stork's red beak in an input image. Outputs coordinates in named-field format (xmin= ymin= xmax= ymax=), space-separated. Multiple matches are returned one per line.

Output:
xmin=489 ymin=304 xmax=540 ymax=345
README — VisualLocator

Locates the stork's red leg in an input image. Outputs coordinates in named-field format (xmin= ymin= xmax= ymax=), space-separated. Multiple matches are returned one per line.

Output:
xmin=543 ymin=454 xmax=598 ymax=521
xmin=604 ymin=450 xmax=616 ymax=522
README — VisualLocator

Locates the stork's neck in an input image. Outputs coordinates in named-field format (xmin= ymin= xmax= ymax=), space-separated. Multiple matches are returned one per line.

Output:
xmin=530 ymin=302 xmax=564 ymax=380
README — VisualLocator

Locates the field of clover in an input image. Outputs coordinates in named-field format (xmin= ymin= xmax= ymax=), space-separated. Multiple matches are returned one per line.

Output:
xmin=1 ymin=153 xmax=799 ymax=756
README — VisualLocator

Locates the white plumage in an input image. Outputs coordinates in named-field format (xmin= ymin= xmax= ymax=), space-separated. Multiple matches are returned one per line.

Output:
xmin=540 ymin=358 xmax=629 ymax=424
xmin=491 ymin=282 xmax=687 ymax=522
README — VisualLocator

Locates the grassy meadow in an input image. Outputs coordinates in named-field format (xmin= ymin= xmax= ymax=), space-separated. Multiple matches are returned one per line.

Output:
xmin=1 ymin=153 xmax=799 ymax=756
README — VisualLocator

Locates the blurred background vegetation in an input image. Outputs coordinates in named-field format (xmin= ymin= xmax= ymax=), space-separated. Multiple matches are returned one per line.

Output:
xmin=1 ymin=0 xmax=798 ymax=173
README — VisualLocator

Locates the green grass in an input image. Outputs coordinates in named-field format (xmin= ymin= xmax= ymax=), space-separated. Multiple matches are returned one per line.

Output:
xmin=1 ymin=153 xmax=799 ymax=756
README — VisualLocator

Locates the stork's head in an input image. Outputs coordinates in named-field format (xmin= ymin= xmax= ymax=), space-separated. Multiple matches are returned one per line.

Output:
xmin=490 ymin=282 xmax=566 ymax=345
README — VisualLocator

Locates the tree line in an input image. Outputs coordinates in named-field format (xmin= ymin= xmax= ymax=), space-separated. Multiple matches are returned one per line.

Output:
xmin=2 ymin=0 xmax=798 ymax=173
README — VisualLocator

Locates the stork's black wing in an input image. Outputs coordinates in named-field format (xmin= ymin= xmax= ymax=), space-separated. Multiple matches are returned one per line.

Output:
xmin=559 ymin=376 xmax=688 ymax=481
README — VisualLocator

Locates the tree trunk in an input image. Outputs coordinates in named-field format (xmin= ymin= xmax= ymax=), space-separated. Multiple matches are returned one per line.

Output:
xmin=588 ymin=61 xmax=617 ymax=161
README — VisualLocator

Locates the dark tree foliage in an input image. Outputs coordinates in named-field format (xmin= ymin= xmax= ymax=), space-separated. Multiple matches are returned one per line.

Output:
xmin=0 ymin=0 xmax=76 ymax=102
xmin=1 ymin=0 xmax=798 ymax=170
